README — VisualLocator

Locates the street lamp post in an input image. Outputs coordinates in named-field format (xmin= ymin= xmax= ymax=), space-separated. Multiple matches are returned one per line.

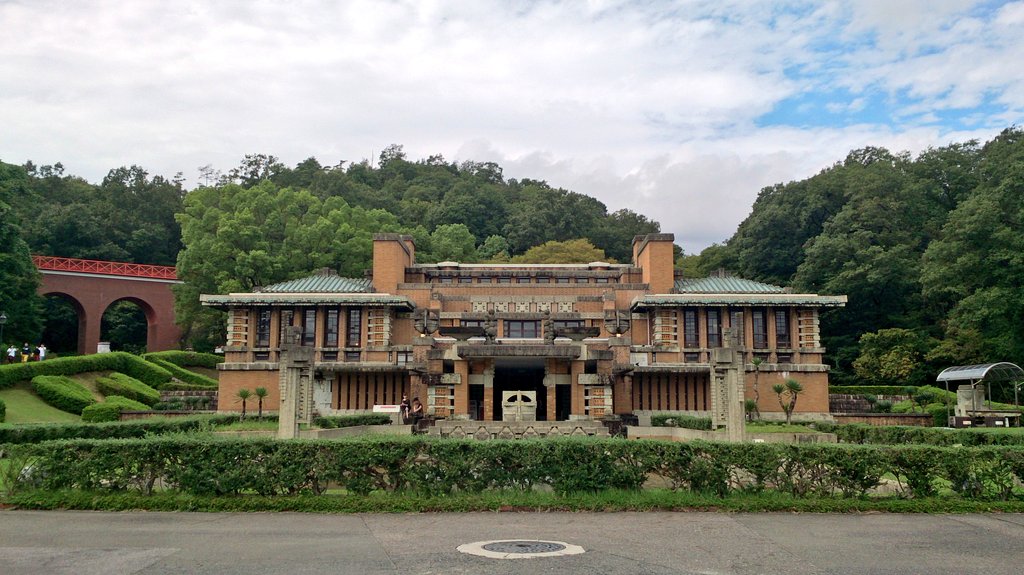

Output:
xmin=0 ymin=311 xmax=7 ymax=345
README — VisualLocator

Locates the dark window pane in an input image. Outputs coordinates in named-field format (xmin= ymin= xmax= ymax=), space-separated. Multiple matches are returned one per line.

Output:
xmin=256 ymin=309 xmax=271 ymax=347
xmin=324 ymin=309 xmax=339 ymax=347
xmin=683 ymin=308 xmax=699 ymax=348
xmin=302 ymin=309 xmax=316 ymax=346
xmin=706 ymin=309 xmax=721 ymax=348
xmin=347 ymin=308 xmax=362 ymax=347
xmin=752 ymin=309 xmax=768 ymax=349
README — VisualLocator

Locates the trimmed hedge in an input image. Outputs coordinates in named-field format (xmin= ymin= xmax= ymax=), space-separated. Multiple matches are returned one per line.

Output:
xmin=148 ymin=358 xmax=218 ymax=388
xmin=8 ymin=438 xmax=1024 ymax=500
xmin=829 ymin=386 xmax=916 ymax=396
xmin=0 ymin=414 xmax=248 ymax=444
xmin=0 ymin=352 xmax=172 ymax=390
xmin=651 ymin=414 xmax=712 ymax=430
xmin=312 ymin=414 xmax=393 ymax=428
xmin=143 ymin=350 xmax=221 ymax=369
xmin=81 ymin=396 xmax=152 ymax=423
xmin=815 ymin=422 xmax=1024 ymax=446
xmin=31 ymin=375 xmax=96 ymax=415
xmin=95 ymin=373 xmax=160 ymax=406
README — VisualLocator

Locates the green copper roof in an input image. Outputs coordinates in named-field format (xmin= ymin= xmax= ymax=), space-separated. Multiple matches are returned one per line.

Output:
xmin=675 ymin=277 xmax=785 ymax=294
xmin=261 ymin=273 xmax=372 ymax=293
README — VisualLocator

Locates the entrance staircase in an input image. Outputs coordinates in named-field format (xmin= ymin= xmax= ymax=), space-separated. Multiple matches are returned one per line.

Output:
xmin=429 ymin=419 xmax=610 ymax=440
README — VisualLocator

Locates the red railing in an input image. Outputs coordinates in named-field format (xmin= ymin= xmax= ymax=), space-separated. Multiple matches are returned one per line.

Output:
xmin=32 ymin=255 xmax=178 ymax=280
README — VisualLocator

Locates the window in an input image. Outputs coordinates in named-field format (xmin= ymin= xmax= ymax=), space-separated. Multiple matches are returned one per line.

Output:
xmin=556 ymin=277 xmax=570 ymax=284
xmin=497 ymin=277 xmax=512 ymax=284
xmin=458 ymin=276 xmax=472 ymax=284
xmin=461 ymin=319 xmax=483 ymax=328
xmin=505 ymin=320 xmax=540 ymax=338
xmin=478 ymin=277 xmax=492 ymax=284
xmin=324 ymin=309 xmax=339 ymax=347
xmin=255 ymin=309 xmax=271 ymax=347
xmin=752 ymin=309 xmax=768 ymax=349
xmin=553 ymin=320 xmax=583 ymax=330
xmin=516 ymin=277 xmax=531 ymax=284
xmin=396 ymin=351 xmax=412 ymax=365
xmin=346 ymin=308 xmax=362 ymax=347
xmin=729 ymin=309 xmax=744 ymax=341
xmin=344 ymin=351 xmax=361 ymax=362
xmin=322 ymin=351 xmax=338 ymax=361
xmin=439 ymin=277 xmax=453 ymax=284
xmin=706 ymin=309 xmax=722 ymax=348
xmin=279 ymin=309 xmax=294 ymax=345
xmin=775 ymin=309 xmax=791 ymax=348
xmin=684 ymin=352 xmax=700 ymax=362
xmin=536 ymin=277 xmax=550 ymax=284
xmin=302 ymin=309 xmax=316 ymax=346
xmin=576 ymin=278 xmax=588 ymax=284
xmin=595 ymin=277 xmax=609 ymax=283
xmin=683 ymin=308 xmax=699 ymax=348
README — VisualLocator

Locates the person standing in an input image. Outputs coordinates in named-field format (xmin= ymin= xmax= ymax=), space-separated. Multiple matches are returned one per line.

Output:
xmin=21 ymin=342 xmax=31 ymax=362
xmin=6 ymin=344 xmax=15 ymax=364
xmin=410 ymin=397 xmax=424 ymax=426
xmin=37 ymin=343 xmax=47 ymax=361
xmin=399 ymin=394 xmax=410 ymax=424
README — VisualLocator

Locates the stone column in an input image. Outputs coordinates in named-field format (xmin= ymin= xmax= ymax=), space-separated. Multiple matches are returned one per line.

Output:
xmin=710 ymin=327 xmax=746 ymax=442
xmin=482 ymin=363 xmax=495 ymax=421
xmin=278 ymin=326 xmax=313 ymax=440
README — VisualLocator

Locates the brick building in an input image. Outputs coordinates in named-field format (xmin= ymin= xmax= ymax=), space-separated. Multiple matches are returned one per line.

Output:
xmin=201 ymin=233 xmax=846 ymax=421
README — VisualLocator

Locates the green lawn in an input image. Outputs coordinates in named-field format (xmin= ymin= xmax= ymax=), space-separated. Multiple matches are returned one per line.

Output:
xmin=0 ymin=384 xmax=81 ymax=424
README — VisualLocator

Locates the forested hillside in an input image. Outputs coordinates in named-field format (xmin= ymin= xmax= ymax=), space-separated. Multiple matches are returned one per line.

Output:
xmin=3 ymin=131 xmax=1021 ymax=385
xmin=0 ymin=147 xmax=659 ymax=351
xmin=699 ymin=127 xmax=1024 ymax=385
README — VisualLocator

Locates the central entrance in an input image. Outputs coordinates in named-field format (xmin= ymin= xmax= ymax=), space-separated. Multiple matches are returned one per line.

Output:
xmin=493 ymin=359 xmax=547 ymax=422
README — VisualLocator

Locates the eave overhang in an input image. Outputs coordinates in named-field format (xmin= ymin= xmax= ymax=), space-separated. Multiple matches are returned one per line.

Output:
xmin=200 ymin=292 xmax=414 ymax=310
xmin=631 ymin=293 xmax=847 ymax=311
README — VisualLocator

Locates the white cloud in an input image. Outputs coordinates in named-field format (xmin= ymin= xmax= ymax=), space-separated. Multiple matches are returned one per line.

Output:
xmin=1 ymin=0 xmax=1021 ymax=256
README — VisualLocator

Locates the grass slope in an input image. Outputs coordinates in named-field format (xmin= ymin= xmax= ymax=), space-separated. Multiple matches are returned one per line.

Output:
xmin=0 ymin=384 xmax=81 ymax=424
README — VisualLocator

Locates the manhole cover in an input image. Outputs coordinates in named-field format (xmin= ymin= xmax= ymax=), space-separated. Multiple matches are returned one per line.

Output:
xmin=457 ymin=539 xmax=584 ymax=559
xmin=482 ymin=541 xmax=566 ymax=554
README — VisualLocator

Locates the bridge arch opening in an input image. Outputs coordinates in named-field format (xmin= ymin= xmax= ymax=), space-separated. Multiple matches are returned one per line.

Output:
xmin=101 ymin=297 xmax=156 ymax=354
xmin=40 ymin=292 xmax=86 ymax=355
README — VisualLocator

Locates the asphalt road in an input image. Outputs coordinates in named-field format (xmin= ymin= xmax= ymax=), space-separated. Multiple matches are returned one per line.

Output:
xmin=1 ymin=510 xmax=1022 ymax=575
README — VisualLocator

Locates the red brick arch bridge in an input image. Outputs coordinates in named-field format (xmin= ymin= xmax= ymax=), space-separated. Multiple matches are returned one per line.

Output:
xmin=34 ymin=256 xmax=181 ymax=355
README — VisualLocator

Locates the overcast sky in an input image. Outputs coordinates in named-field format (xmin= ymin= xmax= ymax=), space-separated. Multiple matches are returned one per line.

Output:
xmin=2 ymin=1 xmax=1022 ymax=253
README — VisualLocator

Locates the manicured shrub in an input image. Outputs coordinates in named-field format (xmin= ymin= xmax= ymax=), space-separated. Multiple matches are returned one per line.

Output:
xmin=143 ymin=350 xmax=221 ymax=369
xmin=0 ymin=352 xmax=172 ymax=390
xmin=95 ymin=373 xmax=160 ymax=406
xmin=814 ymin=423 xmax=1024 ymax=446
xmin=31 ymin=375 xmax=96 ymax=414
xmin=829 ymin=386 xmax=915 ymax=396
xmin=651 ymin=413 xmax=712 ymax=430
xmin=8 ymin=438 xmax=1024 ymax=500
xmin=81 ymin=395 xmax=152 ymax=423
xmin=147 ymin=358 xmax=218 ymax=388
xmin=0 ymin=414 xmax=254 ymax=444
xmin=312 ymin=414 xmax=393 ymax=428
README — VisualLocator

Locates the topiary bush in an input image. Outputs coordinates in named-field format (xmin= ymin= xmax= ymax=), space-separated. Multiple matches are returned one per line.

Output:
xmin=143 ymin=350 xmax=221 ymax=369
xmin=81 ymin=395 xmax=152 ymax=423
xmin=0 ymin=352 xmax=172 ymax=390
xmin=147 ymin=358 xmax=218 ymax=388
xmin=0 ymin=414 xmax=248 ymax=444
xmin=312 ymin=414 xmax=392 ymax=428
xmin=95 ymin=373 xmax=160 ymax=406
xmin=31 ymin=375 xmax=97 ymax=414
xmin=651 ymin=413 xmax=712 ymax=430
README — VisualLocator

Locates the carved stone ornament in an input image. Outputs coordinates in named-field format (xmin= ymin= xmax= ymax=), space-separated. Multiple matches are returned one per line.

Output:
xmin=604 ymin=310 xmax=631 ymax=336
xmin=413 ymin=308 xmax=440 ymax=336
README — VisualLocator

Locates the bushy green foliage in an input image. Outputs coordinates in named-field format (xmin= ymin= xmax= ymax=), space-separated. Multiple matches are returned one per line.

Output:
xmin=815 ymin=423 xmax=1024 ymax=446
xmin=147 ymin=358 xmax=218 ymax=388
xmin=8 ymin=438 xmax=1024 ymax=500
xmin=142 ymin=350 xmax=221 ymax=369
xmin=0 ymin=397 xmax=5 ymax=422
xmin=30 ymin=375 xmax=96 ymax=414
xmin=312 ymin=414 xmax=393 ymax=428
xmin=81 ymin=396 xmax=152 ymax=423
xmin=0 ymin=352 xmax=172 ymax=390
xmin=830 ymin=385 xmax=915 ymax=396
xmin=650 ymin=414 xmax=712 ymax=430
xmin=0 ymin=414 xmax=245 ymax=444
xmin=95 ymin=373 xmax=160 ymax=406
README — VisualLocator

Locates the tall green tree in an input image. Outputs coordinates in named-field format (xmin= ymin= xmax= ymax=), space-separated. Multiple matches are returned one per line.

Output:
xmin=0 ymin=161 xmax=43 ymax=345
